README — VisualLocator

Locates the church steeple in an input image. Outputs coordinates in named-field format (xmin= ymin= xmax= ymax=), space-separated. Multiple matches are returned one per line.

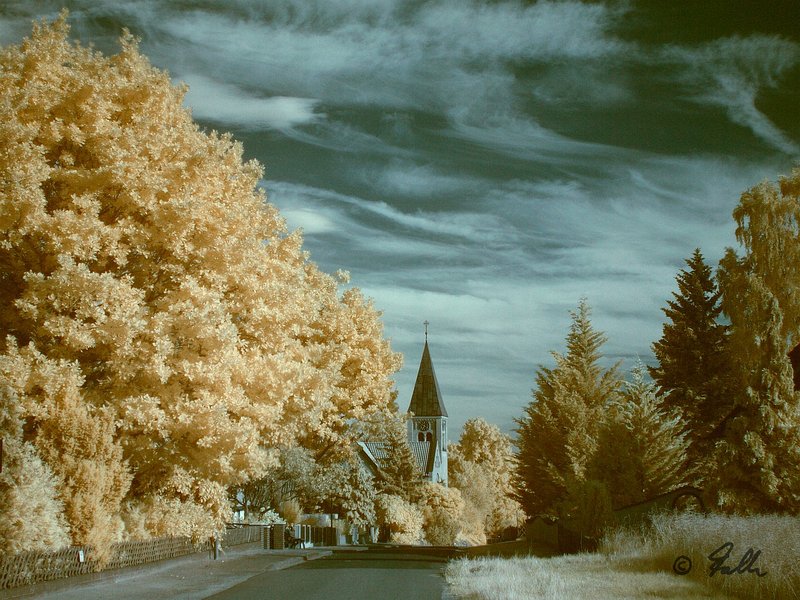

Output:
xmin=407 ymin=338 xmax=447 ymax=417
xmin=407 ymin=324 xmax=448 ymax=486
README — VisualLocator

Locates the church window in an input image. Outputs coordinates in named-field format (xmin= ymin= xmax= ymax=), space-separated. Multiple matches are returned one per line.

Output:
xmin=418 ymin=432 xmax=424 ymax=442
xmin=426 ymin=432 xmax=432 ymax=442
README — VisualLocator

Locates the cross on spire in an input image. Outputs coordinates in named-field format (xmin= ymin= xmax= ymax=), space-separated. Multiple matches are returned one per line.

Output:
xmin=424 ymin=320 xmax=429 ymax=342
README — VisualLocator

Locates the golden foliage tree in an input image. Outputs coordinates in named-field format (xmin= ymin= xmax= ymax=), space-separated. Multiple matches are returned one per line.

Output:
xmin=0 ymin=341 xmax=130 ymax=558
xmin=0 ymin=14 xmax=400 ymax=547
xmin=374 ymin=493 xmax=423 ymax=545
xmin=415 ymin=482 xmax=464 ymax=546
xmin=713 ymin=167 xmax=800 ymax=512
xmin=449 ymin=417 xmax=524 ymax=541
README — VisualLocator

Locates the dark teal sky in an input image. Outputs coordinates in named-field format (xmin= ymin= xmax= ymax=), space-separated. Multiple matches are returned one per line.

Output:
xmin=2 ymin=1 xmax=798 ymax=436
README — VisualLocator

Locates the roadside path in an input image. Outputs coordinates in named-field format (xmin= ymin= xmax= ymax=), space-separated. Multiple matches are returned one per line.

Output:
xmin=1 ymin=544 xmax=329 ymax=600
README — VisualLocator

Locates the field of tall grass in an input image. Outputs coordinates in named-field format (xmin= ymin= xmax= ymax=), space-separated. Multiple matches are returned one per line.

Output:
xmin=444 ymin=513 xmax=799 ymax=600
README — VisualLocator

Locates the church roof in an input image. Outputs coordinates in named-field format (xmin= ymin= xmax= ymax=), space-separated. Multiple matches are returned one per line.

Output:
xmin=357 ymin=440 xmax=431 ymax=476
xmin=408 ymin=441 xmax=432 ymax=473
xmin=407 ymin=341 xmax=447 ymax=417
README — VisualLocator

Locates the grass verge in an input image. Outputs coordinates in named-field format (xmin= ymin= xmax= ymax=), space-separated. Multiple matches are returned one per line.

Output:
xmin=602 ymin=512 xmax=799 ymax=600
xmin=444 ymin=513 xmax=798 ymax=600
xmin=444 ymin=552 xmax=731 ymax=600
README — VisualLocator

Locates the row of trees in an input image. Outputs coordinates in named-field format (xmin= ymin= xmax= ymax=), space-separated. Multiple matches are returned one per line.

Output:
xmin=0 ymin=16 xmax=405 ymax=558
xmin=515 ymin=164 xmax=800 ymax=527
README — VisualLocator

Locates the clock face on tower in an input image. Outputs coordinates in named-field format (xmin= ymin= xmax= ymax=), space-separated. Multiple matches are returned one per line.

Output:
xmin=418 ymin=419 xmax=429 ymax=432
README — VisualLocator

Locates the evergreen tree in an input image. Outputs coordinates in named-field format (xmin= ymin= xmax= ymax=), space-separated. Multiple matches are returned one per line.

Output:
xmin=514 ymin=299 xmax=621 ymax=519
xmin=712 ymin=167 xmax=800 ymax=513
xmin=592 ymin=363 xmax=691 ymax=509
xmin=649 ymin=249 xmax=732 ymax=473
xmin=376 ymin=418 xmax=419 ymax=502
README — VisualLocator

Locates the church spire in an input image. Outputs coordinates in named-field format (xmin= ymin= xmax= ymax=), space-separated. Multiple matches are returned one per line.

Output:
xmin=407 ymin=325 xmax=447 ymax=417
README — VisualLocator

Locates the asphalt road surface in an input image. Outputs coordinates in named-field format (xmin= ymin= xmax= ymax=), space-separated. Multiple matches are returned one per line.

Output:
xmin=204 ymin=546 xmax=455 ymax=600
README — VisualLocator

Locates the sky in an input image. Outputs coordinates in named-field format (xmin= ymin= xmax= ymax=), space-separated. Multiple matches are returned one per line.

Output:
xmin=2 ymin=1 xmax=799 ymax=438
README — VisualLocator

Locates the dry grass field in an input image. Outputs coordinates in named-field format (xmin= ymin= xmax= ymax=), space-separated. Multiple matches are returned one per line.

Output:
xmin=444 ymin=513 xmax=799 ymax=600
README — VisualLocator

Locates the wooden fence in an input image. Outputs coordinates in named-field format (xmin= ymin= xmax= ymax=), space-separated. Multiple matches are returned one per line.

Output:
xmin=0 ymin=525 xmax=262 ymax=590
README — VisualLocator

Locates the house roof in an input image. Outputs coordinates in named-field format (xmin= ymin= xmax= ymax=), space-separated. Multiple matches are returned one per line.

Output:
xmin=407 ymin=341 xmax=447 ymax=417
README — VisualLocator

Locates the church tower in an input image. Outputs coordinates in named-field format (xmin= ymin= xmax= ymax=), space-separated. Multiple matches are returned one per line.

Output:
xmin=407 ymin=323 xmax=448 ymax=486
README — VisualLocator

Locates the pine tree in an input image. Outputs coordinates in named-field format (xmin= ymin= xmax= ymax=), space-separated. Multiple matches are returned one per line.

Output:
xmin=514 ymin=299 xmax=621 ymax=519
xmin=377 ymin=418 xmax=419 ymax=502
xmin=592 ymin=363 xmax=691 ymax=509
xmin=712 ymin=167 xmax=800 ymax=513
xmin=649 ymin=249 xmax=732 ymax=473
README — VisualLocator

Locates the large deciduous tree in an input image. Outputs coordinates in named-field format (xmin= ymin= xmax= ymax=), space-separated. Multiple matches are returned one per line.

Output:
xmin=514 ymin=299 xmax=621 ymax=519
xmin=713 ymin=167 xmax=800 ymax=512
xmin=649 ymin=249 xmax=732 ymax=475
xmin=0 ymin=14 xmax=399 ymax=550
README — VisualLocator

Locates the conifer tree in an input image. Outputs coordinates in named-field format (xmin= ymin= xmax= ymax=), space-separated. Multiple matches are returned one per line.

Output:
xmin=649 ymin=249 xmax=732 ymax=473
xmin=592 ymin=363 xmax=691 ymax=509
xmin=376 ymin=418 xmax=419 ymax=502
xmin=514 ymin=299 xmax=621 ymax=518
xmin=712 ymin=167 xmax=800 ymax=513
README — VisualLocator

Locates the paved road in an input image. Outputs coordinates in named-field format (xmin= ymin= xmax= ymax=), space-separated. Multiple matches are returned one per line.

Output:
xmin=205 ymin=547 xmax=455 ymax=600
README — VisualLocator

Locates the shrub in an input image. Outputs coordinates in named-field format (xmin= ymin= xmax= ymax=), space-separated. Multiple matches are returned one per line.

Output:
xmin=416 ymin=483 xmax=465 ymax=546
xmin=375 ymin=494 xmax=423 ymax=545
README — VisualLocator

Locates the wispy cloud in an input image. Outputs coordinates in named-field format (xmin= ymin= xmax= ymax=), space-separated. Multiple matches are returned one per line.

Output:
xmin=664 ymin=35 xmax=800 ymax=155
xmin=1 ymin=1 xmax=797 ymax=437
xmin=182 ymin=74 xmax=322 ymax=130
xmin=266 ymin=180 xmax=518 ymax=249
